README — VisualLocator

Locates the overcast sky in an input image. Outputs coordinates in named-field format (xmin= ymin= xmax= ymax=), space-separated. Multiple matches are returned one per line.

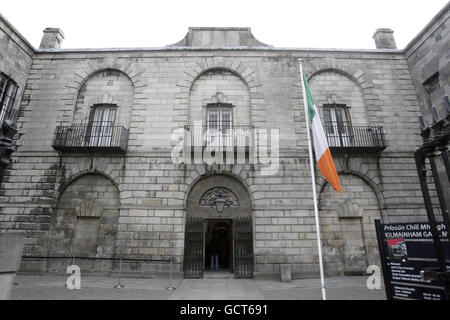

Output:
xmin=2 ymin=0 xmax=448 ymax=50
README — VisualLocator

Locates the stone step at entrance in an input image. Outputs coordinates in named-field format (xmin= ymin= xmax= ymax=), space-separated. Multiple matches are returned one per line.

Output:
xmin=203 ymin=270 xmax=234 ymax=279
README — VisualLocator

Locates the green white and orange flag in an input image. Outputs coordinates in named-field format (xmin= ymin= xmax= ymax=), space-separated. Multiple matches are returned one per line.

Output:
xmin=301 ymin=68 xmax=342 ymax=194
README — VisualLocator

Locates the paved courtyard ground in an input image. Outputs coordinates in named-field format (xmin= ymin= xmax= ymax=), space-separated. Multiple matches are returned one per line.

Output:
xmin=10 ymin=273 xmax=386 ymax=300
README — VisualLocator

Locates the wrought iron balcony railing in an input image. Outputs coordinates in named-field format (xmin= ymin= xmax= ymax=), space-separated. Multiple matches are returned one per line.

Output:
xmin=324 ymin=123 xmax=387 ymax=153
xmin=184 ymin=124 xmax=254 ymax=151
xmin=52 ymin=125 xmax=129 ymax=153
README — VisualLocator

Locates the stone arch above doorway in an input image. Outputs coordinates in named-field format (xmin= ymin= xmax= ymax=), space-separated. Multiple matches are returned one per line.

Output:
xmin=199 ymin=187 xmax=240 ymax=208
xmin=186 ymin=174 xmax=252 ymax=219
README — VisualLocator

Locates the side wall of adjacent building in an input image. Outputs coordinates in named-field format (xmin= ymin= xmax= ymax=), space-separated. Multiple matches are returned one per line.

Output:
xmin=405 ymin=2 xmax=449 ymax=122
xmin=0 ymin=14 xmax=34 ymax=135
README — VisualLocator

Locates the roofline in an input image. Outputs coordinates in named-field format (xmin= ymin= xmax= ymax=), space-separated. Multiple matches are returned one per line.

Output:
xmin=0 ymin=12 xmax=36 ymax=56
xmin=3 ymin=3 xmax=447 ymax=58
xmin=404 ymin=1 xmax=450 ymax=54
xmin=34 ymin=46 xmax=403 ymax=55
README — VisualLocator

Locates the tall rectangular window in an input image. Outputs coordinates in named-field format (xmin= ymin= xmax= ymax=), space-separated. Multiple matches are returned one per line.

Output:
xmin=88 ymin=105 xmax=116 ymax=146
xmin=323 ymin=104 xmax=352 ymax=147
xmin=423 ymin=73 xmax=441 ymax=108
xmin=206 ymin=103 xmax=232 ymax=149
xmin=0 ymin=72 xmax=19 ymax=124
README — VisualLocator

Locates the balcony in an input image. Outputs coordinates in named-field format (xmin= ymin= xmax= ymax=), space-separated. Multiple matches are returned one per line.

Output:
xmin=324 ymin=124 xmax=387 ymax=154
xmin=184 ymin=124 xmax=254 ymax=152
xmin=52 ymin=125 xmax=129 ymax=153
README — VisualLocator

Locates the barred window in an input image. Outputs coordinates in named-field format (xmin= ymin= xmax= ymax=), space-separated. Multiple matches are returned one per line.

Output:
xmin=323 ymin=104 xmax=352 ymax=147
xmin=0 ymin=72 xmax=19 ymax=124
xmin=206 ymin=103 xmax=233 ymax=148
xmin=423 ymin=73 xmax=441 ymax=108
xmin=87 ymin=104 xmax=117 ymax=146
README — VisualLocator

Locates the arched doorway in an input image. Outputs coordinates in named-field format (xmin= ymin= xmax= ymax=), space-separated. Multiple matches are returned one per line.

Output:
xmin=47 ymin=173 xmax=120 ymax=271
xmin=319 ymin=173 xmax=383 ymax=275
xmin=184 ymin=174 xmax=253 ymax=278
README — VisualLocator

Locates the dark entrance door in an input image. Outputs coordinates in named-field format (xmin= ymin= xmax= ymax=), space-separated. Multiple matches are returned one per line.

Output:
xmin=183 ymin=217 xmax=205 ymax=278
xmin=205 ymin=219 xmax=232 ymax=271
xmin=233 ymin=216 xmax=254 ymax=278
xmin=184 ymin=216 xmax=254 ymax=278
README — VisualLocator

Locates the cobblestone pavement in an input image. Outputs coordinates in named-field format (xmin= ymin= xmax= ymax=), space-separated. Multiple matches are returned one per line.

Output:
xmin=10 ymin=273 xmax=386 ymax=300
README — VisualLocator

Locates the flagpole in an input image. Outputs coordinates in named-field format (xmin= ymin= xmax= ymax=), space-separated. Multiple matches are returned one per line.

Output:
xmin=298 ymin=58 xmax=327 ymax=300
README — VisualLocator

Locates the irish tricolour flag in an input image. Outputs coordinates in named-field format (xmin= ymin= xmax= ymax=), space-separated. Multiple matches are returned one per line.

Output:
xmin=301 ymin=71 xmax=342 ymax=194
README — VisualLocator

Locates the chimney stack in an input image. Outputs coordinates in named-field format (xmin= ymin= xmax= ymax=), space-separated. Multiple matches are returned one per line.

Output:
xmin=373 ymin=28 xmax=397 ymax=49
xmin=39 ymin=28 xmax=64 ymax=49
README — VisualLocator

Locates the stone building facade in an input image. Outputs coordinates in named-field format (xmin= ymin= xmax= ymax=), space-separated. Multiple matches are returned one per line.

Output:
xmin=406 ymin=4 xmax=449 ymax=121
xmin=405 ymin=4 xmax=450 ymax=210
xmin=0 ymin=4 xmax=448 ymax=279
xmin=0 ymin=14 xmax=33 ymax=134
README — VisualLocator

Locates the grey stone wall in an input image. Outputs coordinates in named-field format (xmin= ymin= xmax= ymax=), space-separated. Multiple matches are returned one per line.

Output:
xmin=309 ymin=70 xmax=368 ymax=126
xmin=0 ymin=13 xmax=34 ymax=134
xmin=74 ymin=69 xmax=134 ymax=127
xmin=405 ymin=2 xmax=449 ymax=122
xmin=0 ymin=22 xmax=434 ymax=278
xmin=0 ymin=232 xmax=25 ymax=299
xmin=49 ymin=173 xmax=120 ymax=257
xmin=189 ymin=69 xmax=250 ymax=125
xmin=405 ymin=3 xmax=449 ymax=223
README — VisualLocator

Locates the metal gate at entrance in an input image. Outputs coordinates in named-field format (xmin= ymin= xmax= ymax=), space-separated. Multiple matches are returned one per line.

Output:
xmin=183 ymin=217 xmax=204 ymax=278
xmin=233 ymin=216 xmax=254 ymax=278
xmin=183 ymin=216 xmax=253 ymax=279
